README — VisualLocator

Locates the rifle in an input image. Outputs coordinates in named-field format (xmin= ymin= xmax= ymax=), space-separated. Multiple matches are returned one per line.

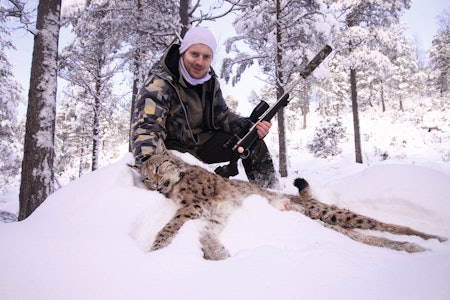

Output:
xmin=215 ymin=44 xmax=333 ymax=178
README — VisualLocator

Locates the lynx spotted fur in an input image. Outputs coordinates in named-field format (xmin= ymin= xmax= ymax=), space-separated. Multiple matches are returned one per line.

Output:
xmin=132 ymin=141 xmax=446 ymax=260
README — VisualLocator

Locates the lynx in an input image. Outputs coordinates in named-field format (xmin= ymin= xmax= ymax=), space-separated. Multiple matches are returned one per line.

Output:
xmin=131 ymin=140 xmax=446 ymax=260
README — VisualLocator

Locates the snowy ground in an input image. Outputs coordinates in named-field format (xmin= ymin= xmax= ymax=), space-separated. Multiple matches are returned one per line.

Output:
xmin=1 ymin=101 xmax=450 ymax=300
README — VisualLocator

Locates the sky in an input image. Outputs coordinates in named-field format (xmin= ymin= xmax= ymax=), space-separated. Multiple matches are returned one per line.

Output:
xmin=4 ymin=0 xmax=449 ymax=108
xmin=402 ymin=0 xmax=448 ymax=49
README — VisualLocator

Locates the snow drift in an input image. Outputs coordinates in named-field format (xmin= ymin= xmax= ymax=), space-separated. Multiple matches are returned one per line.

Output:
xmin=1 ymin=151 xmax=450 ymax=300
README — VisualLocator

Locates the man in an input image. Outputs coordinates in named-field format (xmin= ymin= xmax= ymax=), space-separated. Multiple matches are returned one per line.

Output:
xmin=131 ymin=27 xmax=277 ymax=188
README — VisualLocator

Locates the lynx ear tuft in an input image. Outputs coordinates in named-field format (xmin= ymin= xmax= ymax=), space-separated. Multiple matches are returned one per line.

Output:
xmin=155 ymin=139 xmax=168 ymax=155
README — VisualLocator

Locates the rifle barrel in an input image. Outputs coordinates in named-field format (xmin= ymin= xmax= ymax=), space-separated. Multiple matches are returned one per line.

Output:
xmin=233 ymin=45 xmax=333 ymax=158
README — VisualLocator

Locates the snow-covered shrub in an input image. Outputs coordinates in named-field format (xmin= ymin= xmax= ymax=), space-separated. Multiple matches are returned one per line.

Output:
xmin=441 ymin=149 xmax=450 ymax=162
xmin=307 ymin=118 xmax=346 ymax=158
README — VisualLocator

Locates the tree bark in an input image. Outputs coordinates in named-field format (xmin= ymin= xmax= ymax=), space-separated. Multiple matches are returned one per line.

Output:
xmin=91 ymin=92 xmax=100 ymax=171
xmin=350 ymin=68 xmax=363 ymax=163
xmin=129 ymin=48 xmax=140 ymax=152
xmin=129 ymin=0 xmax=142 ymax=152
xmin=302 ymin=85 xmax=308 ymax=129
xmin=19 ymin=0 xmax=61 ymax=220
xmin=347 ymin=12 xmax=362 ymax=164
xmin=275 ymin=0 xmax=287 ymax=177
xmin=179 ymin=0 xmax=190 ymax=36
xmin=380 ymin=80 xmax=386 ymax=112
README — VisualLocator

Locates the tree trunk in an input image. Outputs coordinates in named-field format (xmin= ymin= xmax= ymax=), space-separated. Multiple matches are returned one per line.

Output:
xmin=179 ymin=0 xmax=190 ymax=36
xmin=19 ymin=0 xmax=61 ymax=220
xmin=302 ymin=105 xmax=307 ymax=129
xmin=129 ymin=0 xmax=142 ymax=152
xmin=129 ymin=49 xmax=140 ymax=152
xmin=302 ymin=85 xmax=308 ymax=129
xmin=91 ymin=93 xmax=100 ymax=171
xmin=368 ymin=81 xmax=374 ymax=107
xmin=380 ymin=80 xmax=386 ymax=112
xmin=275 ymin=0 xmax=287 ymax=177
xmin=350 ymin=68 xmax=363 ymax=163
xmin=346 ymin=13 xmax=362 ymax=164
xmin=78 ymin=138 xmax=85 ymax=178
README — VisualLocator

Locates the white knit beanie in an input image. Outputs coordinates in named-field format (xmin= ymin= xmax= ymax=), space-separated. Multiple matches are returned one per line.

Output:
xmin=179 ymin=27 xmax=217 ymax=56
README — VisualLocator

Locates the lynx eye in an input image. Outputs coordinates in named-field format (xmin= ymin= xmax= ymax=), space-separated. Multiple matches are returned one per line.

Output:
xmin=142 ymin=177 xmax=150 ymax=183
xmin=163 ymin=180 xmax=170 ymax=187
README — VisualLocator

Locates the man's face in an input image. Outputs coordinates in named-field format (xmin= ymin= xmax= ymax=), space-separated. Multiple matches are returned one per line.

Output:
xmin=181 ymin=44 xmax=213 ymax=79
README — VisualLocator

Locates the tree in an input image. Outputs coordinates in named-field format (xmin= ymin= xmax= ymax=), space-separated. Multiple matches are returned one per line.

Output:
xmin=59 ymin=1 xmax=126 ymax=171
xmin=385 ymin=27 xmax=425 ymax=111
xmin=428 ymin=9 xmax=450 ymax=97
xmin=0 ymin=0 xmax=32 ymax=27
xmin=307 ymin=117 xmax=346 ymax=158
xmin=222 ymin=0 xmax=328 ymax=176
xmin=328 ymin=0 xmax=411 ymax=163
xmin=0 ymin=11 xmax=25 ymax=192
xmin=316 ymin=57 xmax=349 ymax=118
xmin=55 ymin=88 xmax=93 ymax=179
xmin=19 ymin=0 xmax=62 ymax=220
xmin=124 ymin=0 xmax=181 ymax=150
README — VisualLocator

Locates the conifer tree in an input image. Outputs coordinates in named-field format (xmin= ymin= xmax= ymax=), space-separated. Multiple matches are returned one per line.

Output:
xmin=328 ymin=0 xmax=411 ymax=163
xmin=19 ymin=0 xmax=62 ymax=220
xmin=222 ymin=0 xmax=328 ymax=176
xmin=59 ymin=2 xmax=126 ymax=171
xmin=428 ymin=10 xmax=450 ymax=97
xmin=0 ymin=13 xmax=24 ymax=192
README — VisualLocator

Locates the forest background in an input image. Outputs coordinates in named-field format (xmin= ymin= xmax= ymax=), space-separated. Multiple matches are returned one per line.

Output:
xmin=0 ymin=0 xmax=449 ymax=220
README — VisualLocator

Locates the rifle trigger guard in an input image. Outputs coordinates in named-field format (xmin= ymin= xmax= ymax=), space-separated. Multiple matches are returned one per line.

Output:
xmin=240 ymin=149 xmax=250 ymax=159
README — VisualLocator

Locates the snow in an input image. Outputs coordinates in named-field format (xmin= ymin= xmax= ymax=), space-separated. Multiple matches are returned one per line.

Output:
xmin=1 ymin=124 xmax=450 ymax=300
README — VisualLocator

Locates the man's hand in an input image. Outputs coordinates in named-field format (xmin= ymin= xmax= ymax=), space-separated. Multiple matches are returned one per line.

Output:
xmin=256 ymin=120 xmax=272 ymax=139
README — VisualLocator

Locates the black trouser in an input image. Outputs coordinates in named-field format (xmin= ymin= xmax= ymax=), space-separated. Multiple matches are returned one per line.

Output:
xmin=167 ymin=132 xmax=277 ymax=188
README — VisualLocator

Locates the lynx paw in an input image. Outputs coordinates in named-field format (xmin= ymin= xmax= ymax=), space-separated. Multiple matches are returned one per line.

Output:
xmin=200 ymin=237 xmax=230 ymax=260
xmin=150 ymin=235 xmax=172 ymax=252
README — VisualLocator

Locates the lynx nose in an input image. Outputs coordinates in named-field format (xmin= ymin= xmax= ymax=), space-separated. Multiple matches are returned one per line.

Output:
xmin=157 ymin=180 xmax=170 ymax=192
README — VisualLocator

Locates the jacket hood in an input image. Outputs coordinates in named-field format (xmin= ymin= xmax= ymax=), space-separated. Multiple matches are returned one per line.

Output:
xmin=156 ymin=43 xmax=217 ymax=84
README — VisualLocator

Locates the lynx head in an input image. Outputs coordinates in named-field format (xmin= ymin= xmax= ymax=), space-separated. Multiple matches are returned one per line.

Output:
xmin=132 ymin=140 xmax=186 ymax=195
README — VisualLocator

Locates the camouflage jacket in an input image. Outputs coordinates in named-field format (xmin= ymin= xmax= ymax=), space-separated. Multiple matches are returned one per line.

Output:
xmin=131 ymin=44 xmax=243 ymax=164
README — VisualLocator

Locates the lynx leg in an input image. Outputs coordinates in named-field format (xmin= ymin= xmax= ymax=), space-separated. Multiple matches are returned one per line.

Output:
xmin=151 ymin=218 xmax=186 ymax=251
xmin=323 ymin=223 xmax=427 ymax=253
xmin=367 ymin=222 xmax=447 ymax=242
xmin=288 ymin=196 xmax=447 ymax=243
xmin=284 ymin=199 xmax=426 ymax=252
xmin=199 ymin=218 xmax=230 ymax=260
xmin=151 ymin=207 xmax=201 ymax=251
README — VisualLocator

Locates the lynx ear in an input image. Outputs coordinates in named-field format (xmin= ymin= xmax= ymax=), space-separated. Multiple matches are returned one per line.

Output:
xmin=128 ymin=164 xmax=141 ymax=172
xmin=154 ymin=139 xmax=168 ymax=155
